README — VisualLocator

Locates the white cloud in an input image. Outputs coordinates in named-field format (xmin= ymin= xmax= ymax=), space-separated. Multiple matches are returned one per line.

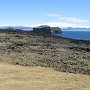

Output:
xmin=59 ymin=17 xmax=89 ymax=23
xmin=47 ymin=13 xmax=89 ymax=23
xmin=45 ymin=22 xmax=77 ymax=27
xmin=47 ymin=14 xmax=60 ymax=17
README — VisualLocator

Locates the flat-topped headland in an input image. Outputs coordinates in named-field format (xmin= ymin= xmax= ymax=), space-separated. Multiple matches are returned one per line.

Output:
xmin=0 ymin=28 xmax=90 ymax=75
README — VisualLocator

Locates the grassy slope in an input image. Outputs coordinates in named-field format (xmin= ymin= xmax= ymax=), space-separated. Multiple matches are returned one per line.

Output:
xmin=0 ymin=62 xmax=90 ymax=90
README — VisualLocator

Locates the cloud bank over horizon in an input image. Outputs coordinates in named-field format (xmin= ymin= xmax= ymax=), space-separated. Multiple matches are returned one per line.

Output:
xmin=0 ymin=22 xmax=90 ymax=28
xmin=29 ymin=22 xmax=90 ymax=28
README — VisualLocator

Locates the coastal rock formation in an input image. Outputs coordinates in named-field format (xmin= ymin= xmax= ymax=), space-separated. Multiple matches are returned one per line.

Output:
xmin=50 ymin=27 xmax=62 ymax=33
xmin=33 ymin=25 xmax=51 ymax=33
xmin=33 ymin=25 xmax=62 ymax=34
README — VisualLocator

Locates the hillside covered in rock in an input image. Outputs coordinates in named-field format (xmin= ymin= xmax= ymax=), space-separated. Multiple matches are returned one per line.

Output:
xmin=0 ymin=28 xmax=90 ymax=75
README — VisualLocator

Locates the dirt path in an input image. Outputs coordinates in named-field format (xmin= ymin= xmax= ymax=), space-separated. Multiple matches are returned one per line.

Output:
xmin=0 ymin=62 xmax=90 ymax=90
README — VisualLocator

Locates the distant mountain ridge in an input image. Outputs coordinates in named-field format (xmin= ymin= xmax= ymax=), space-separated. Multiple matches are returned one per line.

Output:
xmin=0 ymin=26 xmax=33 ymax=31
xmin=63 ymin=27 xmax=90 ymax=31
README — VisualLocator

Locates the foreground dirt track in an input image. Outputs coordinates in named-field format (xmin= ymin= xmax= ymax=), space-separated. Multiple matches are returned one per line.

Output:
xmin=0 ymin=62 xmax=90 ymax=90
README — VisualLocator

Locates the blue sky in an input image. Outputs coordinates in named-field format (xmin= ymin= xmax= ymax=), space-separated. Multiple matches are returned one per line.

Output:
xmin=0 ymin=0 xmax=90 ymax=28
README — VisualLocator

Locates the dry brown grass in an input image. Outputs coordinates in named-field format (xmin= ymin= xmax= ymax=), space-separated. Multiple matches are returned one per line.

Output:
xmin=0 ymin=62 xmax=90 ymax=90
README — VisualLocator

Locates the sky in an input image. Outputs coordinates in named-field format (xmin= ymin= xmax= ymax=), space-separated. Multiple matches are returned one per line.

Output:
xmin=0 ymin=0 xmax=90 ymax=28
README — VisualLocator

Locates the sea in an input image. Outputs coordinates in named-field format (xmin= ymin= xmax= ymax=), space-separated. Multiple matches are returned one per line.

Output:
xmin=55 ymin=31 xmax=90 ymax=41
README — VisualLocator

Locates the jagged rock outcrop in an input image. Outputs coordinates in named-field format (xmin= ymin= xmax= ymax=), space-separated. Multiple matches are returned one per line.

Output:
xmin=33 ymin=25 xmax=51 ymax=33
xmin=50 ymin=27 xmax=62 ymax=33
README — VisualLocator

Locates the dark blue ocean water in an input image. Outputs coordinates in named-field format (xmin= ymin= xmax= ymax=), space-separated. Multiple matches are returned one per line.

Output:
xmin=55 ymin=31 xmax=90 ymax=41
